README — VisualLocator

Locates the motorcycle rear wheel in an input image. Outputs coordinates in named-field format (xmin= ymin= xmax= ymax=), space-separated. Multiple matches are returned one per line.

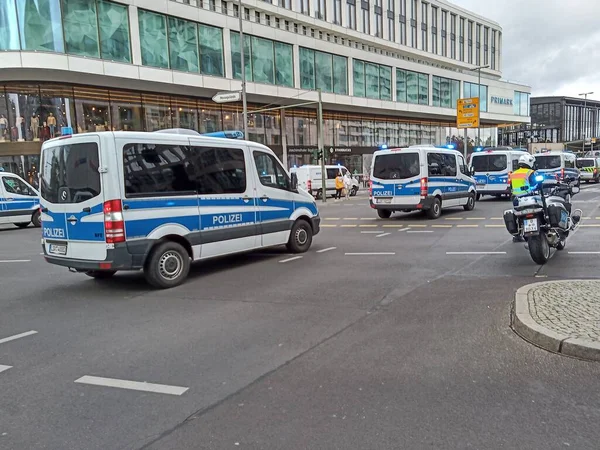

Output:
xmin=528 ymin=234 xmax=551 ymax=264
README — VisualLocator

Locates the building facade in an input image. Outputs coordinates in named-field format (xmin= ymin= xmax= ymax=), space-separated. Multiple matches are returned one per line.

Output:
xmin=0 ymin=0 xmax=530 ymax=181
xmin=498 ymin=96 xmax=600 ymax=149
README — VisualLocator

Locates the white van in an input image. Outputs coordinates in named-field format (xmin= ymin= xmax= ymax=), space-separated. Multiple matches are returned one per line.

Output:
xmin=370 ymin=146 xmax=476 ymax=219
xmin=469 ymin=148 xmax=528 ymax=199
xmin=290 ymin=164 xmax=359 ymax=199
xmin=39 ymin=130 xmax=320 ymax=288
xmin=0 ymin=171 xmax=41 ymax=228
xmin=535 ymin=151 xmax=580 ymax=186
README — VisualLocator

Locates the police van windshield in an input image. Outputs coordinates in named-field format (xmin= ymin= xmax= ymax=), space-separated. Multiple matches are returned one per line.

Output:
xmin=577 ymin=159 xmax=595 ymax=168
xmin=535 ymin=155 xmax=561 ymax=170
xmin=471 ymin=154 xmax=507 ymax=172
xmin=373 ymin=153 xmax=420 ymax=179
xmin=40 ymin=142 xmax=101 ymax=204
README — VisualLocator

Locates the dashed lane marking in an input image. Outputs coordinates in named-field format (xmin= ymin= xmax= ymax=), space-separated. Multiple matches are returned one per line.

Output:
xmin=457 ymin=224 xmax=479 ymax=228
xmin=397 ymin=228 xmax=410 ymax=232
xmin=316 ymin=247 xmax=337 ymax=253
xmin=0 ymin=260 xmax=31 ymax=263
xmin=324 ymin=218 xmax=340 ymax=221
xmin=375 ymin=233 xmax=391 ymax=238
xmin=445 ymin=217 xmax=464 ymax=220
xmin=407 ymin=230 xmax=434 ymax=233
xmin=580 ymin=224 xmax=600 ymax=227
xmin=432 ymin=224 xmax=452 ymax=228
xmin=341 ymin=224 xmax=357 ymax=228
xmin=75 ymin=376 xmax=189 ymax=396
xmin=568 ymin=251 xmax=600 ymax=254
xmin=345 ymin=252 xmax=396 ymax=255
xmin=446 ymin=251 xmax=507 ymax=255
xmin=0 ymin=330 xmax=38 ymax=345
xmin=343 ymin=217 xmax=359 ymax=220
xmin=321 ymin=224 xmax=337 ymax=228
xmin=466 ymin=217 xmax=487 ymax=220
xmin=361 ymin=231 xmax=382 ymax=234
xmin=359 ymin=224 xmax=378 ymax=228
xmin=382 ymin=224 xmax=410 ymax=228
xmin=0 ymin=365 xmax=12 ymax=374
xmin=279 ymin=256 xmax=303 ymax=263
xmin=359 ymin=217 xmax=377 ymax=220
xmin=407 ymin=224 xmax=427 ymax=228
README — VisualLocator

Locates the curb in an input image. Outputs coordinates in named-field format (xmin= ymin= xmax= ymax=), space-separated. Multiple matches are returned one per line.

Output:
xmin=511 ymin=281 xmax=600 ymax=362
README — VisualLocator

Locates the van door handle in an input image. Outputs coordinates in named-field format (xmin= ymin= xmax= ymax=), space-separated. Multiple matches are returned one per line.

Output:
xmin=82 ymin=207 xmax=91 ymax=213
xmin=260 ymin=195 xmax=270 ymax=201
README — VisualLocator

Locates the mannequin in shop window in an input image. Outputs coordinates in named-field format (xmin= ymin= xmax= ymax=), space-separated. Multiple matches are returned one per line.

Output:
xmin=30 ymin=114 xmax=40 ymax=141
xmin=47 ymin=113 xmax=57 ymax=138
xmin=0 ymin=115 xmax=7 ymax=141
xmin=16 ymin=116 xmax=25 ymax=141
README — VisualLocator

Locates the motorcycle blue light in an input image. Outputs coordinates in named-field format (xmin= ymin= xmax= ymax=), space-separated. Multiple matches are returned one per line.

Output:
xmin=535 ymin=175 xmax=544 ymax=182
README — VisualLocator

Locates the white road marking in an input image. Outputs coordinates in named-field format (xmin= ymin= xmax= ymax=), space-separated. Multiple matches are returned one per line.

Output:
xmin=361 ymin=231 xmax=382 ymax=234
xmin=74 ymin=375 xmax=189 ymax=396
xmin=0 ymin=260 xmax=31 ymax=263
xmin=316 ymin=247 xmax=337 ymax=253
xmin=397 ymin=228 xmax=410 ymax=232
xmin=0 ymin=365 xmax=12 ymax=374
xmin=345 ymin=252 xmax=396 ymax=256
xmin=0 ymin=330 xmax=38 ymax=345
xmin=375 ymin=233 xmax=391 ymax=238
xmin=568 ymin=251 xmax=600 ymax=254
xmin=279 ymin=256 xmax=303 ymax=263
xmin=446 ymin=251 xmax=507 ymax=255
xmin=407 ymin=230 xmax=434 ymax=233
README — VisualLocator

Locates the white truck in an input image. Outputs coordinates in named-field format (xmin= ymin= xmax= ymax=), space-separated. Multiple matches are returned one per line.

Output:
xmin=290 ymin=165 xmax=360 ymax=199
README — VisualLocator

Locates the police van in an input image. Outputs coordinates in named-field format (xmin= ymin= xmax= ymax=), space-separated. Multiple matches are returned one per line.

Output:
xmin=39 ymin=130 xmax=320 ymax=288
xmin=469 ymin=147 xmax=528 ymax=199
xmin=576 ymin=156 xmax=600 ymax=183
xmin=369 ymin=146 xmax=477 ymax=219
xmin=0 ymin=170 xmax=41 ymax=228
xmin=534 ymin=151 xmax=580 ymax=186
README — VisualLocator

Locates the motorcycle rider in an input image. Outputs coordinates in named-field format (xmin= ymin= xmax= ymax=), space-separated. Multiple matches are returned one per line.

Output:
xmin=510 ymin=154 xmax=540 ymax=242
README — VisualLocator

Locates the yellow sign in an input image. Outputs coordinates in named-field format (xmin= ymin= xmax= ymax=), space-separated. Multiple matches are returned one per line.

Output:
xmin=457 ymin=97 xmax=480 ymax=129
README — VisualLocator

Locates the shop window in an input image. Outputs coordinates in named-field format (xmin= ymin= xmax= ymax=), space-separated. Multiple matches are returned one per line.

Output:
xmin=0 ymin=0 xmax=20 ymax=50
xmin=168 ymin=16 xmax=199 ymax=72
xmin=138 ymin=9 xmax=169 ymax=69
xmin=5 ymin=85 xmax=42 ymax=142
xmin=142 ymin=94 xmax=172 ymax=132
xmin=353 ymin=60 xmax=365 ymax=97
xmin=109 ymin=90 xmax=143 ymax=131
xmin=17 ymin=0 xmax=65 ymax=52
xmin=0 ymin=92 xmax=10 ymax=143
xmin=172 ymin=97 xmax=199 ymax=131
xmin=73 ymin=86 xmax=111 ymax=133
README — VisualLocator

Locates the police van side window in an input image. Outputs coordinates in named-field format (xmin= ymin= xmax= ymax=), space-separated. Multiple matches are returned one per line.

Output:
xmin=254 ymin=152 xmax=291 ymax=190
xmin=564 ymin=156 xmax=575 ymax=169
xmin=457 ymin=155 xmax=468 ymax=174
xmin=2 ymin=177 xmax=34 ymax=196
xmin=428 ymin=153 xmax=456 ymax=176
xmin=442 ymin=154 xmax=457 ymax=176
xmin=191 ymin=147 xmax=246 ymax=195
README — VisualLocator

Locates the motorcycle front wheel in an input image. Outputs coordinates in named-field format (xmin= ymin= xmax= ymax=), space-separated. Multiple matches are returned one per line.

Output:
xmin=528 ymin=234 xmax=551 ymax=264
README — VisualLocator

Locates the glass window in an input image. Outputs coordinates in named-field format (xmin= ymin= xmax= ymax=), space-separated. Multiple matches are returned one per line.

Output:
xmin=299 ymin=47 xmax=315 ymax=90
xmin=73 ymin=86 xmax=110 ymax=133
xmin=418 ymin=73 xmax=428 ymax=105
xmin=334 ymin=0 xmax=342 ymax=24
xmin=97 ymin=0 xmax=131 ymax=63
xmin=0 ymin=0 xmax=21 ymax=50
xmin=3 ymin=176 xmax=35 ymax=196
xmin=39 ymin=85 xmax=74 ymax=139
xmin=5 ymin=85 xmax=40 ymax=142
xmin=315 ymin=51 xmax=333 ymax=93
xmin=347 ymin=1 xmax=356 ymax=29
xmin=0 ymin=92 xmax=10 ymax=143
xmin=442 ymin=153 xmax=457 ymax=176
xmin=199 ymin=25 xmax=224 ymax=77
xmin=17 ymin=0 xmax=64 ymax=52
xmin=167 ymin=16 xmax=199 ymax=72
xmin=379 ymin=66 xmax=392 ymax=101
xmin=138 ymin=9 xmax=169 ymax=69
xmin=406 ymin=70 xmax=418 ymax=104
xmin=40 ymin=142 xmax=101 ymax=203
xmin=333 ymin=55 xmax=348 ymax=95
xmin=373 ymin=153 xmax=420 ymax=179
xmin=62 ymin=0 xmax=99 ymax=57
xmin=254 ymin=152 xmax=291 ymax=190
xmin=189 ymin=147 xmax=246 ymax=195
xmin=109 ymin=90 xmax=143 ymax=131
xmin=365 ymin=63 xmax=379 ymax=99
xmin=396 ymin=69 xmax=407 ymax=103
xmin=274 ymin=42 xmax=293 ymax=87
xmin=535 ymin=155 xmax=561 ymax=170
xmin=362 ymin=7 xmax=370 ymax=34
xmin=230 ymin=32 xmax=252 ymax=81
xmin=142 ymin=94 xmax=172 ymax=131
xmin=122 ymin=143 xmax=196 ymax=197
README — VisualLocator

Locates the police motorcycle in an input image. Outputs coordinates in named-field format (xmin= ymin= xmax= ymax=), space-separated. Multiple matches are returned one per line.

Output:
xmin=503 ymin=172 xmax=582 ymax=265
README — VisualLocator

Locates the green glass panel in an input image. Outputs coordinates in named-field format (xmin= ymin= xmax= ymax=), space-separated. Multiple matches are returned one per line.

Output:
xmin=17 ymin=0 xmax=64 ymax=52
xmin=396 ymin=69 xmax=406 ymax=103
xmin=451 ymin=80 xmax=459 ymax=108
xmin=97 ymin=0 xmax=131 ymax=63
xmin=299 ymin=47 xmax=315 ymax=90
xmin=274 ymin=42 xmax=293 ymax=87
xmin=230 ymin=31 xmax=252 ymax=81
xmin=332 ymin=55 xmax=347 ymax=95
xmin=441 ymin=77 xmax=450 ymax=108
xmin=199 ymin=25 xmax=223 ymax=77
xmin=379 ymin=65 xmax=391 ymax=100
xmin=315 ymin=51 xmax=333 ymax=93
xmin=168 ymin=16 xmax=198 ymax=72
xmin=418 ymin=73 xmax=428 ymax=105
xmin=62 ymin=0 xmax=99 ymax=57
xmin=406 ymin=70 xmax=418 ymax=104
xmin=138 ymin=9 xmax=169 ymax=68
xmin=353 ymin=60 xmax=364 ymax=97
xmin=365 ymin=63 xmax=379 ymax=99
xmin=432 ymin=76 xmax=440 ymax=106
xmin=251 ymin=36 xmax=274 ymax=84
xmin=0 ymin=0 xmax=20 ymax=50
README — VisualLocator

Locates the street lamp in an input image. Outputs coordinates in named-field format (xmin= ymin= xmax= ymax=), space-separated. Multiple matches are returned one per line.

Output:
xmin=579 ymin=91 xmax=593 ymax=154
xmin=238 ymin=0 xmax=248 ymax=137
xmin=469 ymin=64 xmax=490 ymax=148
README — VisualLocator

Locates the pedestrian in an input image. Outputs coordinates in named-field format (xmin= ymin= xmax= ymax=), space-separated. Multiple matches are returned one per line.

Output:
xmin=343 ymin=172 xmax=352 ymax=199
xmin=335 ymin=172 xmax=344 ymax=200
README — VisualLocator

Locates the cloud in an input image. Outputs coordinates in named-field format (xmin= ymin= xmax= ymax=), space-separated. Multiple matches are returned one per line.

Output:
xmin=450 ymin=0 xmax=600 ymax=99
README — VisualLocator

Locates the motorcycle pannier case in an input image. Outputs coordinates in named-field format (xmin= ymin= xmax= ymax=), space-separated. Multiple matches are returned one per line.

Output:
xmin=547 ymin=204 xmax=569 ymax=230
xmin=503 ymin=210 xmax=519 ymax=234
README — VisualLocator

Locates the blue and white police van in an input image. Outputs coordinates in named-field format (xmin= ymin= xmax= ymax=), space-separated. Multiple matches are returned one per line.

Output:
xmin=39 ymin=129 xmax=320 ymax=288
xmin=469 ymin=147 xmax=528 ymax=199
xmin=534 ymin=151 xmax=580 ymax=186
xmin=369 ymin=146 xmax=477 ymax=219
xmin=0 ymin=170 xmax=41 ymax=228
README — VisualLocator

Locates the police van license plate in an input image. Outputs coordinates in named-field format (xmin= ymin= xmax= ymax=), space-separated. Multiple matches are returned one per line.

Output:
xmin=49 ymin=243 xmax=67 ymax=255
xmin=377 ymin=198 xmax=392 ymax=204
xmin=523 ymin=219 xmax=538 ymax=233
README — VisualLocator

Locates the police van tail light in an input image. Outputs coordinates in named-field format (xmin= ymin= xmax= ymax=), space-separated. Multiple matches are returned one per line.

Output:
xmin=420 ymin=177 xmax=428 ymax=198
xmin=595 ymin=168 xmax=598 ymax=175
xmin=369 ymin=180 xmax=373 ymax=197
xmin=104 ymin=199 xmax=125 ymax=243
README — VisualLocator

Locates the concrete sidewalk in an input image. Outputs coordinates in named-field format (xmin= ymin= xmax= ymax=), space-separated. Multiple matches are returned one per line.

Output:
xmin=512 ymin=280 xmax=600 ymax=361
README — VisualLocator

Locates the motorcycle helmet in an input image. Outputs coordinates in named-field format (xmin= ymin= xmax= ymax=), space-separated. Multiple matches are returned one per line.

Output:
xmin=518 ymin=153 xmax=536 ymax=170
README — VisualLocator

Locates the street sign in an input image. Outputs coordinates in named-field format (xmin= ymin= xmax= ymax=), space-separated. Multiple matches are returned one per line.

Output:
xmin=212 ymin=91 xmax=242 ymax=103
xmin=457 ymin=97 xmax=480 ymax=129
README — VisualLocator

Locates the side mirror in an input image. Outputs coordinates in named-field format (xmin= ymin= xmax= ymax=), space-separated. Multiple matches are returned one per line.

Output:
xmin=469 ymin=166 xmax=476 ymax=176
xmin=290 ymin=172 xmax=298 ymax=191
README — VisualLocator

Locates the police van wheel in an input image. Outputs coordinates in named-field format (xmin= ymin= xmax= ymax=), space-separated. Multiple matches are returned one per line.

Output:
xmin=463 ymin=193 xmax=476 ymax=211
xmin=144 ymin=241 xmax=190 ymax=289
xmin=287 ymin=220 xmax=313 ymax=253
xmin=426 ymin=198 xmax=442 ymax=219
xmin=377 ymin=209 xmax=392 ymax=219
xmin=32 ymin=210 xmax=41 ymax=228
xmin=14 ymin=222 xmax=30 ymax=229
xmin=315 ymin=189 xmax=323 ymax=200
xmin=85 ymin=270 xmax=117 ymax=279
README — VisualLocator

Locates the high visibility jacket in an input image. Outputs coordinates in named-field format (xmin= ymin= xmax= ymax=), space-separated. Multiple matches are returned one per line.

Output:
xmin=335 ymin=176 xmax=344 ymax=189
xmin=511 ymin=168 xmax=535 ymax=196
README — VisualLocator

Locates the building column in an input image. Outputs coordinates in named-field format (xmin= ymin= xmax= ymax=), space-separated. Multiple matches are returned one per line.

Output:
xmin=415 ymin=0 xmax=421 ymax=51
xmin=223 ymin=30 xmax=233 ymax=79
xmin=129 ymin=6 xmax=142 ymax=66
xmin=293 ymin=44 xmax=301 ymax=90
xmin=348 ymin=57 xmax=354 ymax=96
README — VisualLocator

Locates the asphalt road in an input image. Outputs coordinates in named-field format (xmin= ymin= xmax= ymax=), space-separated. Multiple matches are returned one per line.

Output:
xmin=2 ymin=186 xmax=600 ymax=449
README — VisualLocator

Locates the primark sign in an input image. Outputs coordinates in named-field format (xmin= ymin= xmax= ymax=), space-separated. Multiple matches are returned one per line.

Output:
xmin=491 ymin=96 xmax=513 ymax=106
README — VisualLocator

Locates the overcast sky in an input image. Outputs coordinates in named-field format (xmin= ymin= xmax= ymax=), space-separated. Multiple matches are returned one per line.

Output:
xmin=451 ymin=0 xmax=600 ymax=100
